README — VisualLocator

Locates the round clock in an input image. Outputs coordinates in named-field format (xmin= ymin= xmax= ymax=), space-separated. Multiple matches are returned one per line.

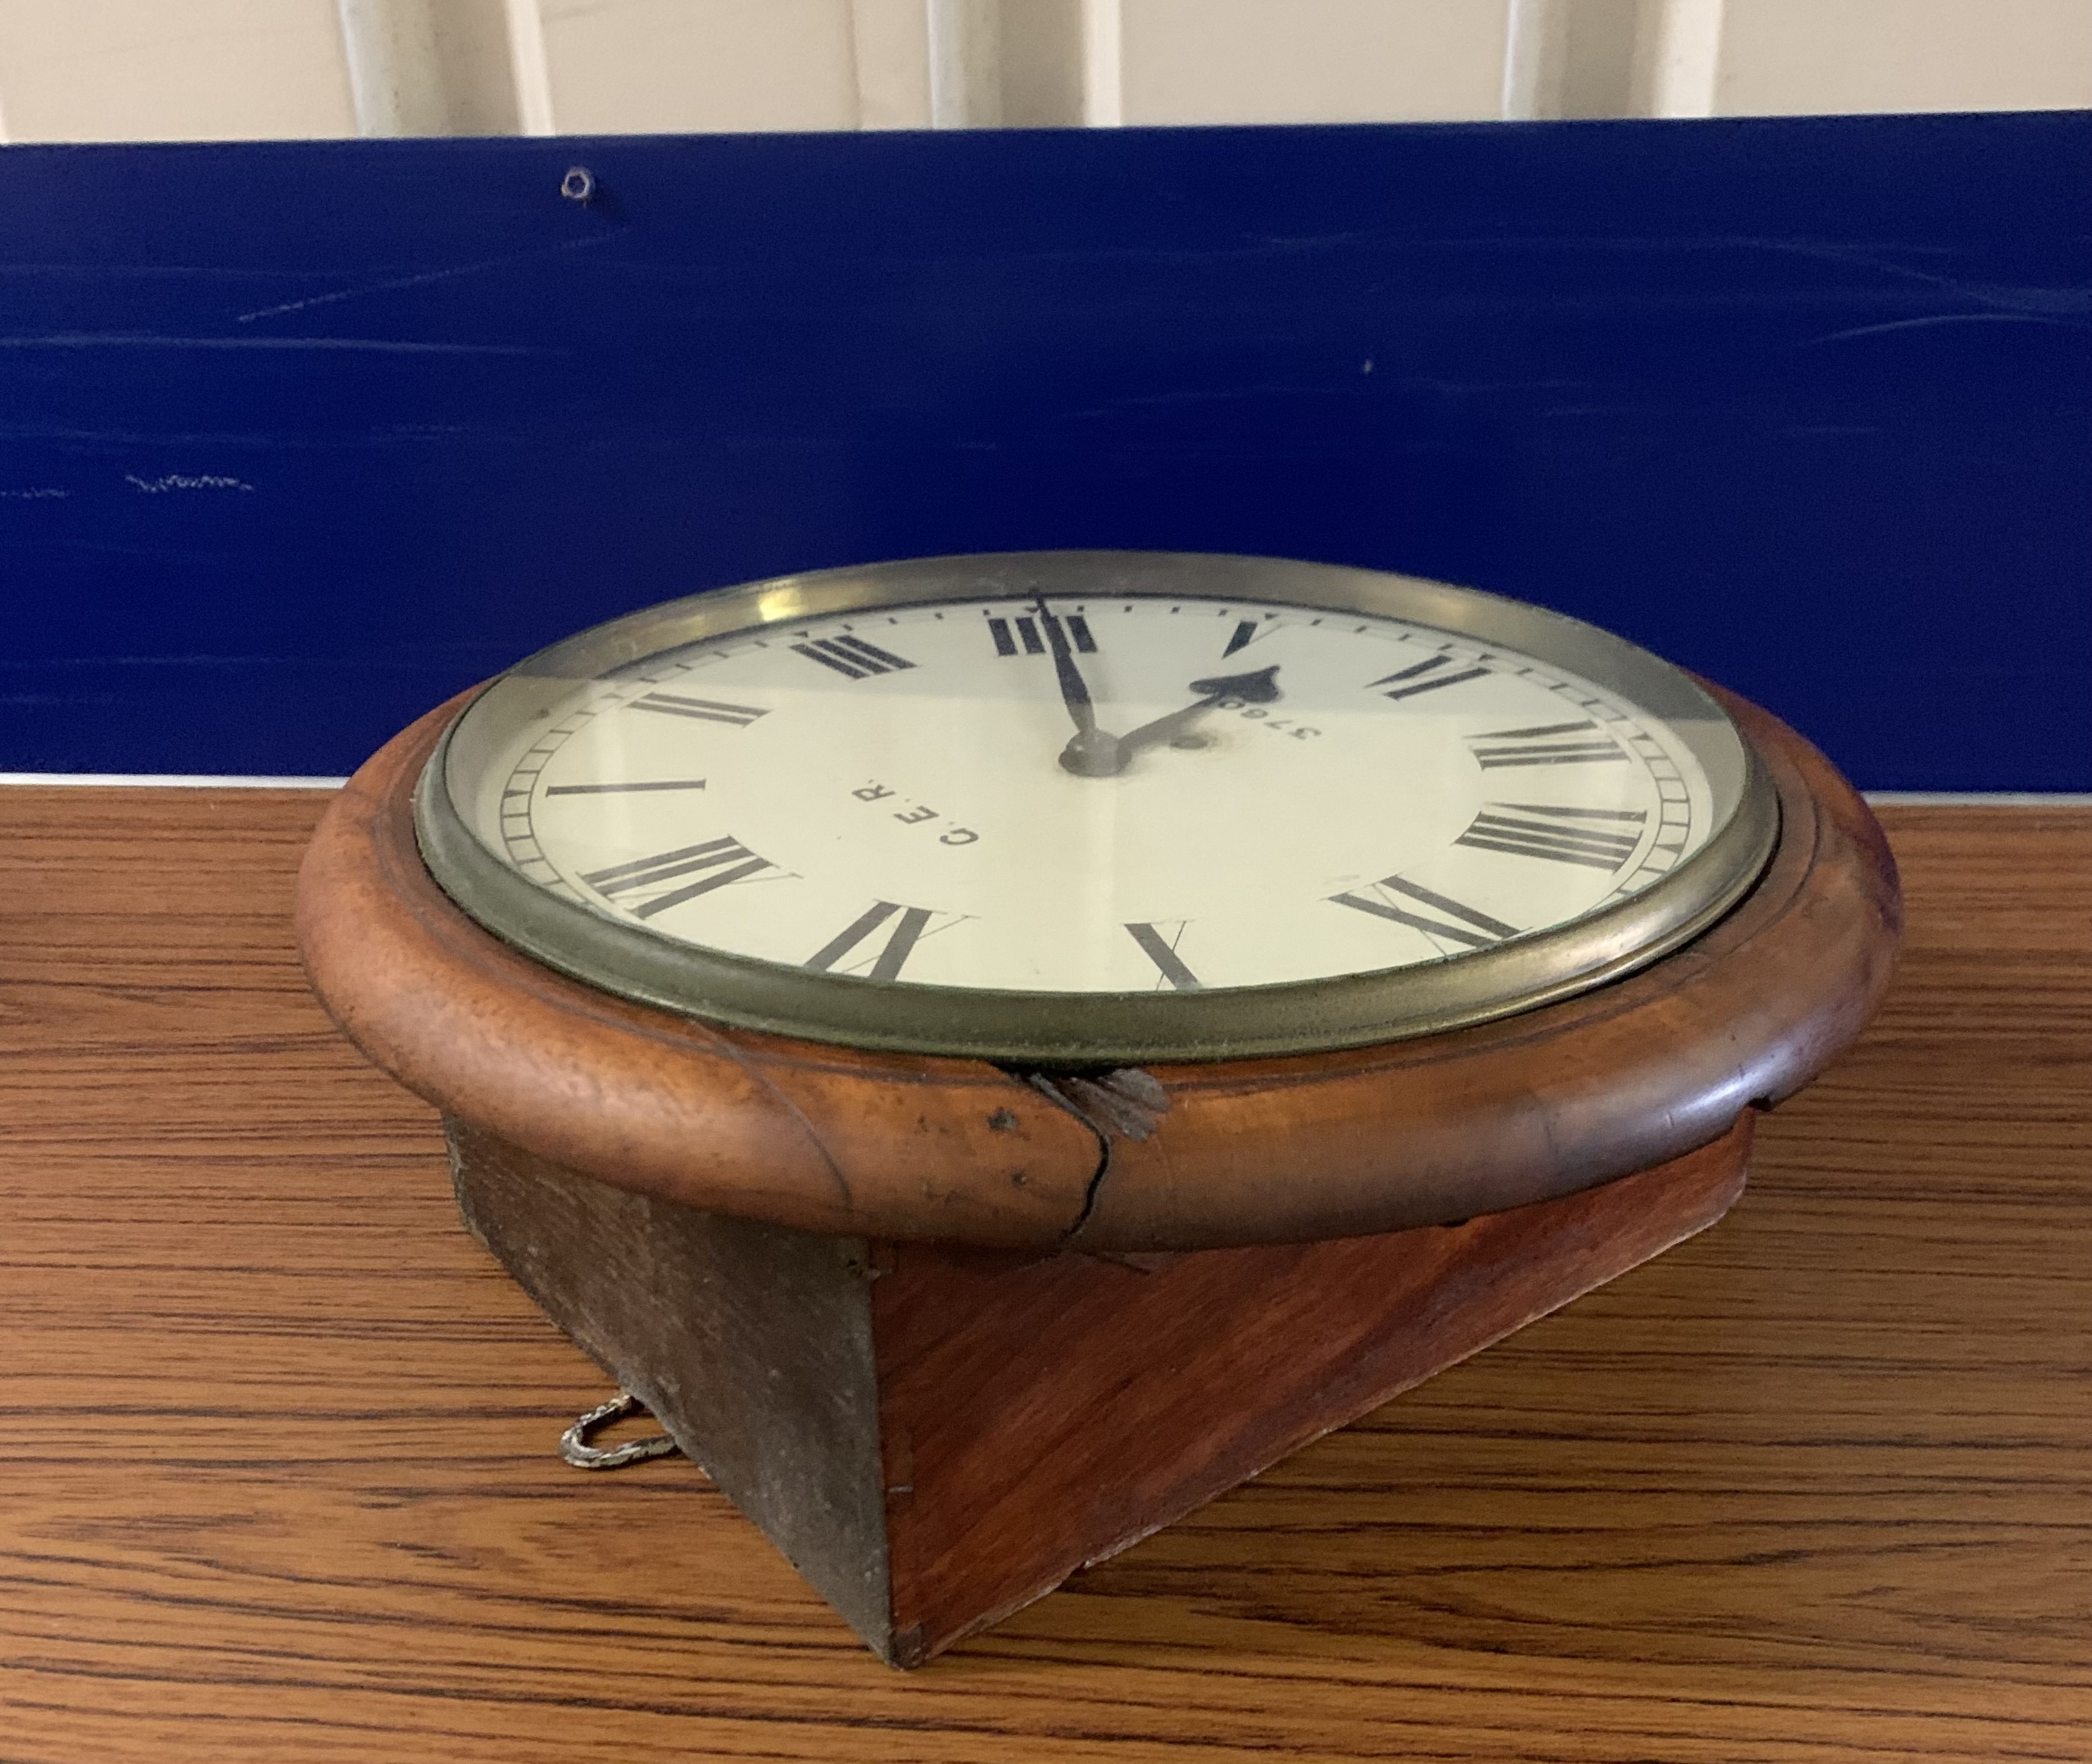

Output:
xmin=297 ymin=549 xmax=1898 ymax=1668
xmin=412 ymin=551 xmax=1777 ymax=1062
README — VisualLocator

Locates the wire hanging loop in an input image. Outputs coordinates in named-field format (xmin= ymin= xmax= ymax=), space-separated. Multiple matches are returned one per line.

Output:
xmin=558 ymin=1390 xmax=683 ymax=1470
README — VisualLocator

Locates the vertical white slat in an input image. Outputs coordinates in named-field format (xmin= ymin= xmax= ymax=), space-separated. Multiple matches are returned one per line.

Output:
xmin=503 ymin=0 xmax=556 ymax=134
xmin=1501 ymin=0 xmax=1572 ymax=118
xmin=1000 ymin=0 xmax=1085 ymax=127
xmin=928 ymin=0 xmax=1000 ymax=126
xmin=849 ymin=0 xmax=934 ymax=129
xmin=336 ymin=0 xmax=443 ymax=135
xmin=1082 ymin=0 xmax=1123 ymax=124
xmin=340 ymin=0 xmax=536 ymax=135
xmin=859 ymin=0 xmax=1085 ymax=132
xmin=1637 ymin=0 xmax=1725 ymax=116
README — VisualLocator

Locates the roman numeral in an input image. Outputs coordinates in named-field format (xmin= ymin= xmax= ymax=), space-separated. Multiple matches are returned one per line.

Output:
xmin=791 ymin=634 xmax=917 ymax=679
xmin=544 ymin=779 xmax=706 ymax=796
xmin=804 ymin=901 xmax=935 ymax=981
xmin=1467 ymin=720 xmax=1627 ymax=769
xmin=1366 ymin=654 xmax=1491 ymax=700
xmin=1124 ymin=921 xmax=1200 ymax=990
xmin=1328 ymin=874 xmax=1518 ymax=949
xmin=627 ymin=692 xmax=769 ymax=726
xmin=987 ymin=614 xmax=1096 ymax=656
xmin=580 ymin=837 xmax=772 ymax=919
xmin=1456 ymin=802 xmax=1646 ymax=870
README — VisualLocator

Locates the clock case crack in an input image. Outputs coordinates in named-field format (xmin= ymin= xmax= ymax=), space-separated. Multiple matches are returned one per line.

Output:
xmin=1018 ymin=1065 xmax=1171 ymax=1240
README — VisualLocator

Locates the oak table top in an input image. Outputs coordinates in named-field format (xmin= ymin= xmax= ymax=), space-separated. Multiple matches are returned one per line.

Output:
xmin=1 ymin=787 xmax=2086 ymax=1762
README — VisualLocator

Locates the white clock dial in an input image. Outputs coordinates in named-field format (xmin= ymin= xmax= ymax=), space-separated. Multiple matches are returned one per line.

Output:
xmin=422 ymin=553 xmax=1774 ymax=1058
xmin=457 ymin=592 xmax=1714 ymax=995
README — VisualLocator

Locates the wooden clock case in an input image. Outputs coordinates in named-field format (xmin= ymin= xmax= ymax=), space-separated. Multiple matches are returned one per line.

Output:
xmin=296 ymin=685 xmax=1898 ymax=1666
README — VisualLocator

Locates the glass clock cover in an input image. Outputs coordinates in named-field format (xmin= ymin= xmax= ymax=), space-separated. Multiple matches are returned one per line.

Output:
xmin=416 ymin=553 xmax=1776 ymax=1061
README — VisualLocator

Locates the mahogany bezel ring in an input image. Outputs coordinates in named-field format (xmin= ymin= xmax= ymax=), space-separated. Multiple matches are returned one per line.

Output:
xmin=295 ymin=686 xmax=1899 ymax=1252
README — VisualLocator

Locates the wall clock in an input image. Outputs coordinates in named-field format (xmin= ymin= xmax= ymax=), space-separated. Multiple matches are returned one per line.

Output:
xmin=297 ymin=551 xmax=1899 ymax=1665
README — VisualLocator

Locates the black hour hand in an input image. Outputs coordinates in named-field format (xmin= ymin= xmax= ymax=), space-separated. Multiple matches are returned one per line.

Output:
xmin=1186 ymin=664 xmax=1281 ymax=704
xmin=1112 ymin=663 xmax=1284 ymax=760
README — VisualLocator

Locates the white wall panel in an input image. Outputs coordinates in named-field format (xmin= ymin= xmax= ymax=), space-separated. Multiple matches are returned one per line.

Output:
xmin=1116 ymin=0 xmax=1510 ymax=125
xmin=538 ymin=0 xmax=862 ymax=134
xmin=0 ymin=0 xmax=2086 ymax=147
xmin=1712 ymin=0 xmax=2092 ymax=116
xmin=0 ymin=0 xmax=356 ymax=141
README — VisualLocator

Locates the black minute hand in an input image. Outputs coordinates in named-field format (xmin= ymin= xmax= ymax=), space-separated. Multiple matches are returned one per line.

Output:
xmin=1037 ymin=595 xmax=1123 ymax=778
xmin=1114 ymin=663 xmax=1282 ymax=757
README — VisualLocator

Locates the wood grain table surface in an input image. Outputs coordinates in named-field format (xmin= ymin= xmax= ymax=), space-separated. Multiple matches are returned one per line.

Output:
xmin=1 ymin=788 xmax=2086 ymax=1762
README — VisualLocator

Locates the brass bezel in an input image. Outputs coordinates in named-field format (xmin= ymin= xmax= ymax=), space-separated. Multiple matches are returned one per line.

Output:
xmin=415 ymin=551 xmax=1779 ymax=1064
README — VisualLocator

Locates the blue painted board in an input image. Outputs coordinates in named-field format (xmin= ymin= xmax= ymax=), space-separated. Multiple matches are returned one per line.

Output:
xmin=1 ymin=111 xmax=2086 ymax=786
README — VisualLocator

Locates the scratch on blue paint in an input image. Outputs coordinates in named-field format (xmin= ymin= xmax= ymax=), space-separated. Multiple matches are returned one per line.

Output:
xmin=1802 ymin=311 xmax=2086 ymax=348
xmin=125 ymin=473 xmax=254 ymax=494
xmin=234 ymin=230 xmax=616 ymax=325
xmin=0 ymin=333 xmax=544 ymax=355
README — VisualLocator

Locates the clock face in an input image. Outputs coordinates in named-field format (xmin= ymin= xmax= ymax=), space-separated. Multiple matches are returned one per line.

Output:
xmin=420 ymin=553 xmax=1775 ymax=1060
